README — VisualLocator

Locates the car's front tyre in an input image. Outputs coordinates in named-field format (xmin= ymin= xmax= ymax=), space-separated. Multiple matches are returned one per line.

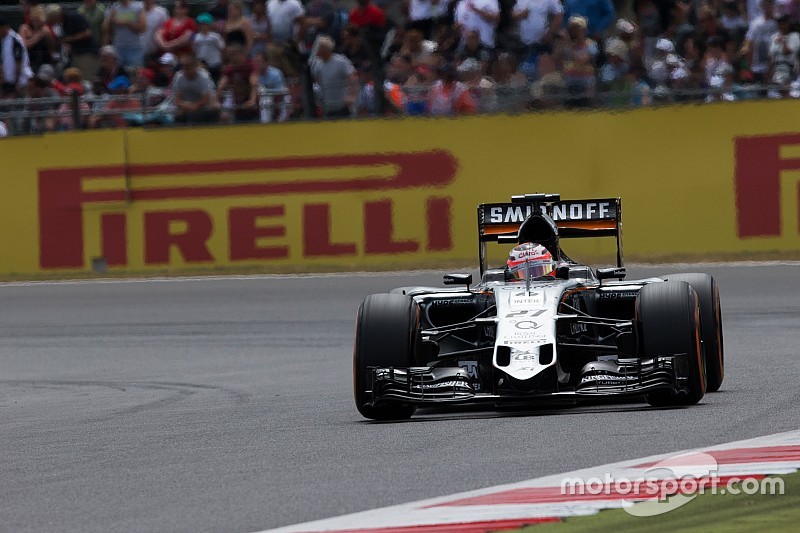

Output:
xmin=353 ymin=293 xmax=419 ymax=420
xmin=637 ymin=281 xmax=706 ymax=407
xmin=664 ymin=273 xmax=724 ymax=392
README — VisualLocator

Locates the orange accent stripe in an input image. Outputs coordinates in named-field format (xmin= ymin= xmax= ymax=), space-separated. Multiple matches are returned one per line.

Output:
xmin=483 ymin=220 xmax=616 ymax=235
xmin=557 ymin=220 xmax=617 ymax=230
xmin=482 ymin=224 xmax=520 ymax=235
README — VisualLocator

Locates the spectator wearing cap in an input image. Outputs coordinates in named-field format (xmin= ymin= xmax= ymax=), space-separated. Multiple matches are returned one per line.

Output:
xmin=667 ymin=52 xmax=693 ymax=102
xmin=647 ymin=37 xmax=674 ymax=85
xmin=79 ymin=0 xmax=106 ymax=49
xmin=119 ymin=67 xmax=170 ymax=127
xmin=18 ymin=5 xmax=55 ymax=72
xmin=456 ymin=0 xmax=500 ymax=50
xmin=157 ymin=0 xmax=198 ymax=58
xmin=95 ymin=45 xmax=127 ymax=93
xmin=429 ymin=62 xmax=476 ymax=115
xmin=155 ymin=52 xmax=178 ymax=87
xmin=103 ymin=0 xmax=147 ymax=68
xmin=612 ymin=18 xmax=642 ymax=70
xmin=0 ymin=16 xmax=34 ymax=98
xmin=512 ymin=0 xmax=563 ymax=55
xmin=706 ymin=61 xmax=739 ymax=101
xmin=194 ymin=13 xmax=225 ymax=81
xmin=24 ymin=64 xmax=60 ymax=132
xmin=559 ymin=15 xmax=598 ymax=107
xmin=46 ymin=4 xmax=98 ymax=80
xmin=130 ymin=66 xmax=168 ymax=112
xmin=142 ymin=0 xmax=169 ymax=64
xmin=562 ymin=0 xmax=615 ymax=43
xmin=311 ymin=35 xmax=358 ymax=117
xmin=740 ymin=0 xmax=778 ymax=85
xmin=769 ymin=14 xmax=799 ymax=94
xmin=131 ymin=66 xmax=156 ymax=95
xmin=30 ymin=63 xmax=59 ymax=95
xmin=172 ymin=52 xmax=220 ymax=124
xmin=90 ymin=74 xmax=139 ymax=128
xmin=599 ymin=38 xmax=629 ymax=101
xmin=56 ymin=68 xmax=91 ymax=130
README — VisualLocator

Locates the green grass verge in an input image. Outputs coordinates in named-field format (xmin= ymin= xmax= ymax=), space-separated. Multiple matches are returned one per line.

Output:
xmin=515 ymin=471 xmax=798 ymax=533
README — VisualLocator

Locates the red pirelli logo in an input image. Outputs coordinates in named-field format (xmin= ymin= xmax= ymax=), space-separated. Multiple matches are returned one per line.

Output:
xmin=735 ymin=133 xmax=800 ymax=238
xmin=38 ymin=150 xmax=459 ymax=269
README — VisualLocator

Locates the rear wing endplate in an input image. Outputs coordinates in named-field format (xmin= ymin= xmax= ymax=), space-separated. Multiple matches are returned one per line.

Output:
xmin=477 ymin=194 xmax=623 ymax=274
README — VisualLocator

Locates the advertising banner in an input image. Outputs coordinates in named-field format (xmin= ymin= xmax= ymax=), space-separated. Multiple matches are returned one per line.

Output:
xmin=2 ymin=99 xmax=800 ymax=276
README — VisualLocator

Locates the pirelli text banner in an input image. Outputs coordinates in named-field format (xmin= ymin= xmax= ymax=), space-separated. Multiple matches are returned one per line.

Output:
xmin=1 ymin=100 xmax=800 ymax=276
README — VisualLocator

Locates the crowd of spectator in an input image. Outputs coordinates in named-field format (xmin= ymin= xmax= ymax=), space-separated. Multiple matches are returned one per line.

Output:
xmin=0 ymin=0 xmax=799 ymax=136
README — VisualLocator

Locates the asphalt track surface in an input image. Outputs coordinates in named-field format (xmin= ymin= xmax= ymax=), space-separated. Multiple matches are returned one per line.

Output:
xmin=1 ymin=264 xmax=799 ymax=533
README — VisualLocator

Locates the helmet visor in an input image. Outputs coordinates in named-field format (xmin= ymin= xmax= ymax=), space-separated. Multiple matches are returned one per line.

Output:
xmin=508 ymin=258 xmax=555 ymax=279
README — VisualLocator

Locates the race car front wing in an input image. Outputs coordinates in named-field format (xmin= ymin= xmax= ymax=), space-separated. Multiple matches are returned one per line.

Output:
xmin=365 ymin=355 xmax=690 ymax=407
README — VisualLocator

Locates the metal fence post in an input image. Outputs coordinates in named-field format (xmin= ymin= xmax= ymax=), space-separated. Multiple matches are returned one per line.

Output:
xmin=71 ymin=90 xmax=81 ymax=130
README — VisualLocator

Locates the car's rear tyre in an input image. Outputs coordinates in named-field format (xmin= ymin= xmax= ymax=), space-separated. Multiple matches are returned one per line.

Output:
xmin=637 ymin=281 xmax=706 ymax=407
xmin=353 ymin=293 xmax=418 ymax=420
xmin=664 ymin=273 xmax=724 ymax=392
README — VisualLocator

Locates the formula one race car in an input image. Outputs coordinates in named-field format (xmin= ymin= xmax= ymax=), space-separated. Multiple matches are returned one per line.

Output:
xmin=353 ymin=194 xmax=725 ymax=420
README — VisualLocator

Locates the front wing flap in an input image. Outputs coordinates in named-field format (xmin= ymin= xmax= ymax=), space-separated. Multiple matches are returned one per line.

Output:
xmin=366 ymin=355 xmax=689 ymax=407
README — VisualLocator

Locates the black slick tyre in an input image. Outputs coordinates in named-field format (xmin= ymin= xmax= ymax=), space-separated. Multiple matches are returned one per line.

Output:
xmin=664 ymin=273 xmax=724 ymax=392
xmin=353 ymin=293 xmax=418 ymax=420
xmin=637 ymin=281 xmax=706 ymax=407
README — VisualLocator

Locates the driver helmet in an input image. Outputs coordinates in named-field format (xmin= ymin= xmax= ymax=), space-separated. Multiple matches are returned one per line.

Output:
xmin=507 ymin=243 xmax=556 ymax=280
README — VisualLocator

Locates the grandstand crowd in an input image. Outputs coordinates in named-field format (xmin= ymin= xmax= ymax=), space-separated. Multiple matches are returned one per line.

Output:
xmin=0 ymin=0 xmax=798 ymax=135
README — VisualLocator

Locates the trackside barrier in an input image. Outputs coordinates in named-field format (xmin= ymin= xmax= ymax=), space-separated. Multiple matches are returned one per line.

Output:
xmin=2 ymin=98 xmax=800 ymax=276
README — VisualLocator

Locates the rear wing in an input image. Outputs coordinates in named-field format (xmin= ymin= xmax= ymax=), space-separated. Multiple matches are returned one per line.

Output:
xmin=477 ymin=194 xmax=623 ymax=274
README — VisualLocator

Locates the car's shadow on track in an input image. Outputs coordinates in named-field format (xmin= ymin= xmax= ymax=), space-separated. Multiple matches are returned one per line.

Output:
xmin=361 ymin=397 xmax=707 ymax=424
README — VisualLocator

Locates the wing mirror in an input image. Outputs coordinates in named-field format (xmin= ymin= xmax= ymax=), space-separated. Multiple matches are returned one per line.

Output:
xmin=443 ymin=273 xmax=472 ymax=287
xmin=596 ymin=267 xmax=626 ymax=281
